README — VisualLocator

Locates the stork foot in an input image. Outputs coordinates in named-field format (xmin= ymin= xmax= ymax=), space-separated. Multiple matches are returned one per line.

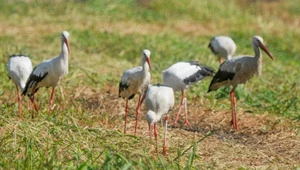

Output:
xmin=184 ymin=120 xmax=190 ymax=125
xmin=173 ymin=121 xmax=178 ymax=125
xmin=230 ymin=119 xmax=238 ymax=130
xmin=163 ymin=146 xmax=167 ymax=156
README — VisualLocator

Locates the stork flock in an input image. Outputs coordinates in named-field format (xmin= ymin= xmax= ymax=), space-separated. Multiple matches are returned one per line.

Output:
xmin=7 ymin=32 xmax=274 ymax=155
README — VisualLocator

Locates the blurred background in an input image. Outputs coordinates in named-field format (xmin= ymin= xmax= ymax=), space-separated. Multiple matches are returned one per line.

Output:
xmin=0 ymin=0 xmax=299 ymax=169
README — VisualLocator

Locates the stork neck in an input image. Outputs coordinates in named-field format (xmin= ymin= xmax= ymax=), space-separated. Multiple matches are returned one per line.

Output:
xmin=253 ymin=45 xmax=263 ymax=76
xmin=20 ymin=82 xmax=26 ymax=92
xmin=60 ymin=41 xmax=69 ymax=59
xmin=142 ymin=58 xmax=150 ymax=72
xmin=253 ymin=45 xmax=262 ymax=59
xmin=154 ymin=114 xmax=162 ymax=123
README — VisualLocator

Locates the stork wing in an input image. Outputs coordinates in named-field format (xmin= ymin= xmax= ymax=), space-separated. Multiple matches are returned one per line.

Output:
xmin=118 ymin=66 xmax=142 ymax=98
xmin=22 ymin=62 xmax=49 ymax=96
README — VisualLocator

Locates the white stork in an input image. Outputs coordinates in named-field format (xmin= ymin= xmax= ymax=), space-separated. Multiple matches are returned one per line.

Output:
xmin=7 ymin=54 xmax=33 ymax=116
xmin=162 ymin=61 xmax=215 ymax=125
xmin=22 ymin=31 xmax=70 ymax=116
xmin=208 ymin=36 xmax=237 ymax=65
xmin=208 ymin=36 xmax=274 ymax=130
xmin=119 ymin=49 xmax=152 ymax=135
xmin=145 ymin=84 xmax=175 ymax=156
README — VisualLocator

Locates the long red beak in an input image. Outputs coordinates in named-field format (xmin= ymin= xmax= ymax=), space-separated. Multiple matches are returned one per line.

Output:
xmin=260 ymin=43 xmax=274 ymax=60
xmin=65 ymin=38 xmax=70 ymax=53
xmin=146 ymin=57 xmax=152 ymax=70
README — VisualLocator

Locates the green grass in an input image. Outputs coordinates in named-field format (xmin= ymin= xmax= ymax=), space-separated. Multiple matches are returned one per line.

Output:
xmin=0 ymin=0 xmax=299 ymax=169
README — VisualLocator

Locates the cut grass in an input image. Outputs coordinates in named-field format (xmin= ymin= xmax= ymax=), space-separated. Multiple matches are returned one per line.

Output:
xmin=0 ymin=0 xmax=299 ymax=169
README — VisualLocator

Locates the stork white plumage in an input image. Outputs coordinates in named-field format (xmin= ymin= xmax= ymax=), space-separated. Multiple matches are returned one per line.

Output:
xmin=208 ymin=36 xmax=237 ymax=65
xmin=162 ymin=61 xmax=215 ymax=125
xmin=208 ymin=36 xmax=274 ymax=130
xmin=7 ymin=54 xmax=33 ymax=116
xmin=145 ymin=84 xmax=174 ymax=156
xmin=119 ymin=49 xmax=152 ymax=135
xmin=22 ymin=31 xmax=70 ymax=116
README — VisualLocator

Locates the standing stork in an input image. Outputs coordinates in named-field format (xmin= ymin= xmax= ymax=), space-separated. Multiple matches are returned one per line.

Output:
xmin=22 ymin=31 xmax=70 ymax=116
xmin=145 ymin=84 xmax=175 ymax=156
xmin=208 ymin=36 xmax=274 ymax=130
xmin=7 ymin=54 xmax=33 ymax=116
xmin=162 ymin=61 xmax=215 ymax=125
xmin=208 ymin=36 xmax=236 ymax=65
xmin=119 ymin=49 xmax=152 ymax=135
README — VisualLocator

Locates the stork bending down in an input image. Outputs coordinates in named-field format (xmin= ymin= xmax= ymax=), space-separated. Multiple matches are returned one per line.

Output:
xmin=8 ymin=54 xmax=33 ymax=116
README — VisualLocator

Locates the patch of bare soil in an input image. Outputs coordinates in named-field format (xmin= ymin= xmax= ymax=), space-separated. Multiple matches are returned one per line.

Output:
xmin=72 ymin=85 xmax=300 ymax=169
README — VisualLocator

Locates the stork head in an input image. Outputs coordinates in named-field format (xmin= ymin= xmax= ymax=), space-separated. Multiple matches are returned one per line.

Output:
xmin=146 ymin=110 xmax=159 ymax=142
xmin=142 ymin=49 xmax=152 ymax=70
xmin=62 ymin=31 xmax=70 ymax=53
xmin=252 ymin=35 xmax=274 ymax=60
xmin=146 ymin=110 xmax=157 ymax=126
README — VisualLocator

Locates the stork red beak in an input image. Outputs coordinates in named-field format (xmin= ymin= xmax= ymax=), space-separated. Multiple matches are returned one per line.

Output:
xmin=146 ymin=57 xmax=152 ymax=70
xmin=64 ymin=38 xmax=70 ymax=53
xmin=260 ymin=43 xmax=274 ymax=60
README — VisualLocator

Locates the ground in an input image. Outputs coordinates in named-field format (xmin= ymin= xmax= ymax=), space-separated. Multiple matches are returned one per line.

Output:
xmin=75 ymin=85 xmax=300 ymax=169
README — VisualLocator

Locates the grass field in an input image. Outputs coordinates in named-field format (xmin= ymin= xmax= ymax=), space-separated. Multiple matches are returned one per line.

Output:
xmin=0 ymin=0 xmax=299 ymax=169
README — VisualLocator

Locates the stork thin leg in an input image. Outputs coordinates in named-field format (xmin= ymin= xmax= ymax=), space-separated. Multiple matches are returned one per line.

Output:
xmin=28 ymin=96 xmax=32 ymax=110
xmin=174 ymin=90 xmax=185 ymax=124
xmin=219 ymin=57 xmax=223 ymax=65
xmin=16 ymin=85 xmax=22 ymax=116
xmin=49 ymin=87 xmax=55 ymax=112
xmin=29 ymin=95 xmax=38 ymax=118
xmin=60 ymin=86 xmax=65 ymax=101
xmin=30 ymin=87 xmax=39 ymax=115
xmin=154 ymin=124 xmax=158 ymax=154
xmin=124 ymin=99 xmax=129 ymax=134
xmin=183 ymin=97 xmax=190 ymax=125
xmin=163 ymin=115 xmax=169 ymax=156
xmin=134 ymin=93 xmax=146 ymax=135
xmin=230 ymin=86 xmax=237 ymax=130
xmin=149 ymin=124 xmax=153 ymax=148
xmin=134 ymin=95 xmax=141 ymax=135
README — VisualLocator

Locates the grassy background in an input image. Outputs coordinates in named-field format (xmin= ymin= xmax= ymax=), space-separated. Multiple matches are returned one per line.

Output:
xmin=0 ymin=0 xmax=299 ymax=169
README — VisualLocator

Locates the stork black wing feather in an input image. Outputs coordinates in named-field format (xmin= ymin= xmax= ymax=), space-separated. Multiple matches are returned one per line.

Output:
xmin=183 ymin=62 xmax=215 ymax=84
xmin=22 ymin=68 xmax=48 ymax=96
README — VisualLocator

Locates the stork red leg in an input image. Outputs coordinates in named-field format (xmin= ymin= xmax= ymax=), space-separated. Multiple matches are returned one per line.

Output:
xmin=230 ymin=86 xmax=237 ymax=130
xmin=49 ymin=87 xmax=55 ymax=112
xmin=28 ymin=96 xmax=32 ymax=110
xmin=174 ymin=90 xmax=185 ymax=124
xmin=124 ymin=99 xmax=129 ymax=134
xmin=219 ymin=57 xmax=223 ymax=65
xmin=134 ymin=93 xmax=146 ymax=135
xmin=154 ymin=123 xmax=158 ymax=154
xmin=15 ymin=84 xmax=22 ymax=116
xmin=30 ymin=87 xmax=39 ymax=114
xmin=29 ymin=95 xmax=38 ymax=118
xmin=134 ymin=95 xmax=141 ymax=135
xmin=163 ymin=115 xmax=169 ymax=156
xmin=183 ymin=97 xmax=190 ymax=125
xmin=149 ymin=124 xmax=153 ymax=148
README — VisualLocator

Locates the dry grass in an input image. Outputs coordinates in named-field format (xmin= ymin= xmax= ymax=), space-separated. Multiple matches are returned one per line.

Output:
xmin=0 ymin=0 xmax=299 ymax=169
xmin=70 ymin=85 xmax=300 ymax=169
